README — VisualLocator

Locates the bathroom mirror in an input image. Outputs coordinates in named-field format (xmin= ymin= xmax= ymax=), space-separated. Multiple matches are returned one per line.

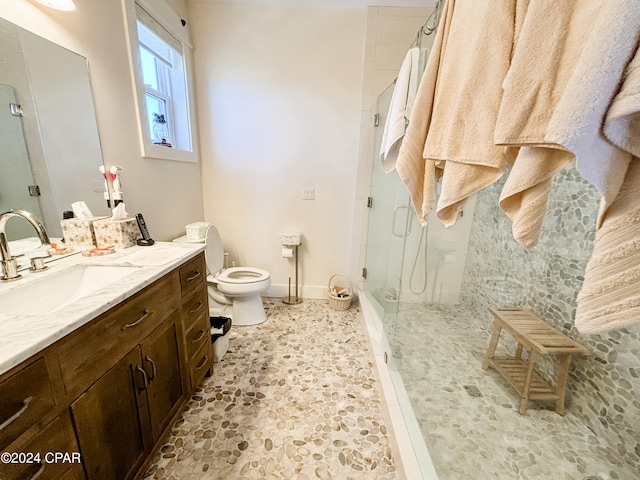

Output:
xmin=0 ymin=16 xmax=108 ymax=243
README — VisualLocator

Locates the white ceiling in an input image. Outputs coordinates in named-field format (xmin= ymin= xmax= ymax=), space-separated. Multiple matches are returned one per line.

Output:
xmin=188 ymin=0 xmax=435 ymax=7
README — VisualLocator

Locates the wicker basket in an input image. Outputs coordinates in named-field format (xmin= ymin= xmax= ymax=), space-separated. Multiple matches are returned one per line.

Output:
xmin=328 ymin=273 xmax=353 ymax=311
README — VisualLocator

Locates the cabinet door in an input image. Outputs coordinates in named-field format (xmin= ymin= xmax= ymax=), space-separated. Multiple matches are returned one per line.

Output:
xmin=141 ymin=312 xmax=185 ymax=443
xmin=71 ymin=348 xmax=151 ymax=480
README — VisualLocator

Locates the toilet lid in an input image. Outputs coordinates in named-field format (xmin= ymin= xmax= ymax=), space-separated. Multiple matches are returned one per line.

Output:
xmin=217 ymin=267 xmax=270 ymax=284
xmin=204 ymin=225 xmax=224 ymax=274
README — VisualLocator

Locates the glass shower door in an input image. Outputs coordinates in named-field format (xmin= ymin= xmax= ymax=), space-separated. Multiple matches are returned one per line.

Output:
xmin=363 ymin=83 xmax=439 ymax=480
xmin=363 ymin=83 xmax=411 ymax=336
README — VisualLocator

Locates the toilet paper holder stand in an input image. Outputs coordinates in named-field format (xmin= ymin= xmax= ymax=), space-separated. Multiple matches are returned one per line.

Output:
xmin=280 ymin=233 xmax=302 ymax=305
xmin=283 ymin=244 xmax=302 ymax=305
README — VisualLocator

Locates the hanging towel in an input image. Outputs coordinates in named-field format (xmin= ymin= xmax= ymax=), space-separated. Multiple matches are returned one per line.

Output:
xmin=495 ymin=0 xmax=640 ymax=248
xmin=599 ymin=43 xmax=640 ymax=225
xmin=499 ymin=147 xmax=568 ymax=249
xmin=379 ymin=47 xmax=421 ymax=173
xmin=575 ymin=159 xmax=640 ymax=335
xmin=395 ymin=2 xmax=449 ymax=225
xmin=575 ymin=44 xmax=640 ymax=335
xmin=396 ymin=0 xmax=519 ymax=227
xmin=603 ymin=45 xmax=640 ymax=162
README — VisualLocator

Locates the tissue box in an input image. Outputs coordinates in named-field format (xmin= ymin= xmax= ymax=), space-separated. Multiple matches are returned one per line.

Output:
xmin=93 ymin=218 xmax=139 ymax=249
xmin=185 ymin=222 xmax=210 ymax=241
xmin=61 ymin=217 xmax=107 ymax=247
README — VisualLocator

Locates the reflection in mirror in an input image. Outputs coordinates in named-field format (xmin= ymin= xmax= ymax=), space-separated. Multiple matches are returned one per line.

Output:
xmin=0 ymin=16 xmax=108 ymax=244
xmin=0 ymin=84 xmax=44 ymax=240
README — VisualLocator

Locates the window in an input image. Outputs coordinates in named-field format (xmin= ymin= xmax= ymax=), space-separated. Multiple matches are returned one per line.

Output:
xmin=123 ymin=0 xmax=197 ymax=162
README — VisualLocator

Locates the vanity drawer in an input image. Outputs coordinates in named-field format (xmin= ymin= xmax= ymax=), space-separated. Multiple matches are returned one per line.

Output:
xmin=0 ymin=412 xmax=82 ymax=480
xmin=182 ymin=285 xmax=208 ymax=330
xmin=0 ymin=357 xmax=56 ymax=452
xmin=179 ymin=254 xmax=205 ymax=298
xmin=189 ymin=340 xmax=212 ymax=390
xmin=57 ymin=270 xmax=181 ymax=397
xmin=185 ymin=314 xmax=210 ymax=363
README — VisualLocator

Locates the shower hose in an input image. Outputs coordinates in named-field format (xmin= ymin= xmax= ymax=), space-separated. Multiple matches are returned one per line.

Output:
xmin=409 ymin=225 xmax=429 ymax=295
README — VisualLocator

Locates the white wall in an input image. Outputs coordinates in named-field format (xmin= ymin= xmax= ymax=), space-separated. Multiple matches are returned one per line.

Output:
xmin=0 ymin=0 xmax=204 ymax=241
xmin=190 ymin=1 xmax=367 ymax=298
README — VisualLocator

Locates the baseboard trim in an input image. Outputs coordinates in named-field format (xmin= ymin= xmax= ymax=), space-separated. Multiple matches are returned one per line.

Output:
xmin=266 ymin=284 xmax=328 ymax=300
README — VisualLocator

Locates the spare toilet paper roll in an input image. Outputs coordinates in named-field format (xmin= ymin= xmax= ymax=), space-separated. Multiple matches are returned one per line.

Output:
xmin=282 ymin=247 xmax=294 ymax=258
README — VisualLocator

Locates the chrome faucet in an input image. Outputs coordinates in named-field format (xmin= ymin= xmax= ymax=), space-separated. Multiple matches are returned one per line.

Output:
xmin=0 ymin=209 xmax=51 ymax=281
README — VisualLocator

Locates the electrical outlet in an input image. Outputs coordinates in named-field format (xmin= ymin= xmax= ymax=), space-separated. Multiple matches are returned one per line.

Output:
xmin=302 ymin=187 xmax=315 ymax=200
xmin=92 ymin=180 xmax=105 ymax=192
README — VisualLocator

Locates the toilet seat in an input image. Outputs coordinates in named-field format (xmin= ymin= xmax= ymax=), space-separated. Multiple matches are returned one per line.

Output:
xmin=217 ymin=267 xmax=270 ymax=284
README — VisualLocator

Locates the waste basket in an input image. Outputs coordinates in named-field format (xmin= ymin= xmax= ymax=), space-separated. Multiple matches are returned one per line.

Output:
xmin=210 ymin=316 xmax=231 ymax=362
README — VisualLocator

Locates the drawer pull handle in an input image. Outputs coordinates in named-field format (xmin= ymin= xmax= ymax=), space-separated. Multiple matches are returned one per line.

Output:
xmin=145 ymin=355 xmax=157 ymax=381
xmin=0 ymin=395 xmax=33 ymax=432
xmin=195 ymin=355 xmax=209 ymax=371
xmin=189 ymin=301 xmax=204 ymax=314
xmin=29 ymin=463 xmax=45 ymax=480
xmin=191 ymin=329 xmax=206 ymax=344
xmin=186 ymin=270 xmax=201 ymax=282
xmin=135 ymin=365 xmax=148 ymax=392
xmin=122 ymin=309 xmax=150 ymax=330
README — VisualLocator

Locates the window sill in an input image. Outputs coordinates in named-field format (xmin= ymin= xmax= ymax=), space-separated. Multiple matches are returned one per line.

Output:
xmin=141 ymin=142 xmax=197 ymax=163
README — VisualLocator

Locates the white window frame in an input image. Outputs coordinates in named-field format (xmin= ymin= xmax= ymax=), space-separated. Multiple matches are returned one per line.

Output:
xmin=122 ymin=0 xmax=198 ymax=163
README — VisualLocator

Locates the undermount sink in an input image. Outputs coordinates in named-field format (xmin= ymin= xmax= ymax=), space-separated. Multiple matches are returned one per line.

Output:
xmin=0 ymin=264 xmax=138 ymax=315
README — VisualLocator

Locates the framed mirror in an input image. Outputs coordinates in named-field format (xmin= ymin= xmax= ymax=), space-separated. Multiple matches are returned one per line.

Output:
xmin=0 ymin=16 xmax=108 ymax=245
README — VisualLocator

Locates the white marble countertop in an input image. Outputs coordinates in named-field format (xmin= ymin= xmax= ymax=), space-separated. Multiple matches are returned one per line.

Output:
xmin=0 ymin=241 xmax=206 ymax=376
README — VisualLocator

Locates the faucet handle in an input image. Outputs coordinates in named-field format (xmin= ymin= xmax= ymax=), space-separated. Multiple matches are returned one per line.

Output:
xmin=1 ymin=257 xmax=21 ymax=281
xmin=29 ymin=256 xmax=49 ymax=272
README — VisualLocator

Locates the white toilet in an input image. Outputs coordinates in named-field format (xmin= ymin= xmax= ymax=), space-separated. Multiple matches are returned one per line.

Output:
xmin=174 ymin=224 xmax=271 ymax=326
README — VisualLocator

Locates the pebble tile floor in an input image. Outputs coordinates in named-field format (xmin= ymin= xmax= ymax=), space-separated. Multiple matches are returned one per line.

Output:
xmin=388 ymin=302 xmax=638 ymax=480
xmin=144 ymin=299 xmax=397 ymax=480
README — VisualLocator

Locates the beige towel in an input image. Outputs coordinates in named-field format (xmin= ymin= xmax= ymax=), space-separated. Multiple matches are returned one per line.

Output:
xmin=499 ymin=147 xmax=568 ymax=249
xmin=380 ymin=48 xmax=421 ymax=173
xmin=604 ymin=46 xmax=640 ymax=161
xmin=497 ymin=0 xmax=577 ymax=250
xmin=396 ymin=0 xmax=519 ymax=226
xmin=575 ymin=44 xmax=640 ymax=335
xmin=575 ymin=159 xmax=640 ymax=335
xmin=496 ymin=0 xmax=640 ymax=248
xmin=599 ymin=44 xmax=640 ymax=225
xmin=395 ymin=0 xmax=450 ymax=226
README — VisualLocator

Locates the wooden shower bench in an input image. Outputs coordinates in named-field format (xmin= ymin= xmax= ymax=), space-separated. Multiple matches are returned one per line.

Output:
xmin=482 ymin=307 xmax=589 ymax=415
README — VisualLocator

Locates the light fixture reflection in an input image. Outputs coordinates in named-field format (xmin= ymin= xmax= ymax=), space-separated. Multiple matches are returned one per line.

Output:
xmin=34 ymin=0 xmax=76 ymax=11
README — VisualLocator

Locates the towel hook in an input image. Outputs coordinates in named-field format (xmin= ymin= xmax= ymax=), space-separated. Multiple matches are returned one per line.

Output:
xmin=423 ymin=0 xmax=444 ymax=36
xmin=411 ymin=0 xmax=444 ymax=48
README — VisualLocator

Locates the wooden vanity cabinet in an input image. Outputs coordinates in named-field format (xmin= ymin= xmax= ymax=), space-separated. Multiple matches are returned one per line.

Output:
xmin=0 ymin=252 xmax=210 ymax=480
xmin=71 ymin=311 xmax=185 ymax=480
xmin=178 ymin=254 xmax=213 ymax=390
